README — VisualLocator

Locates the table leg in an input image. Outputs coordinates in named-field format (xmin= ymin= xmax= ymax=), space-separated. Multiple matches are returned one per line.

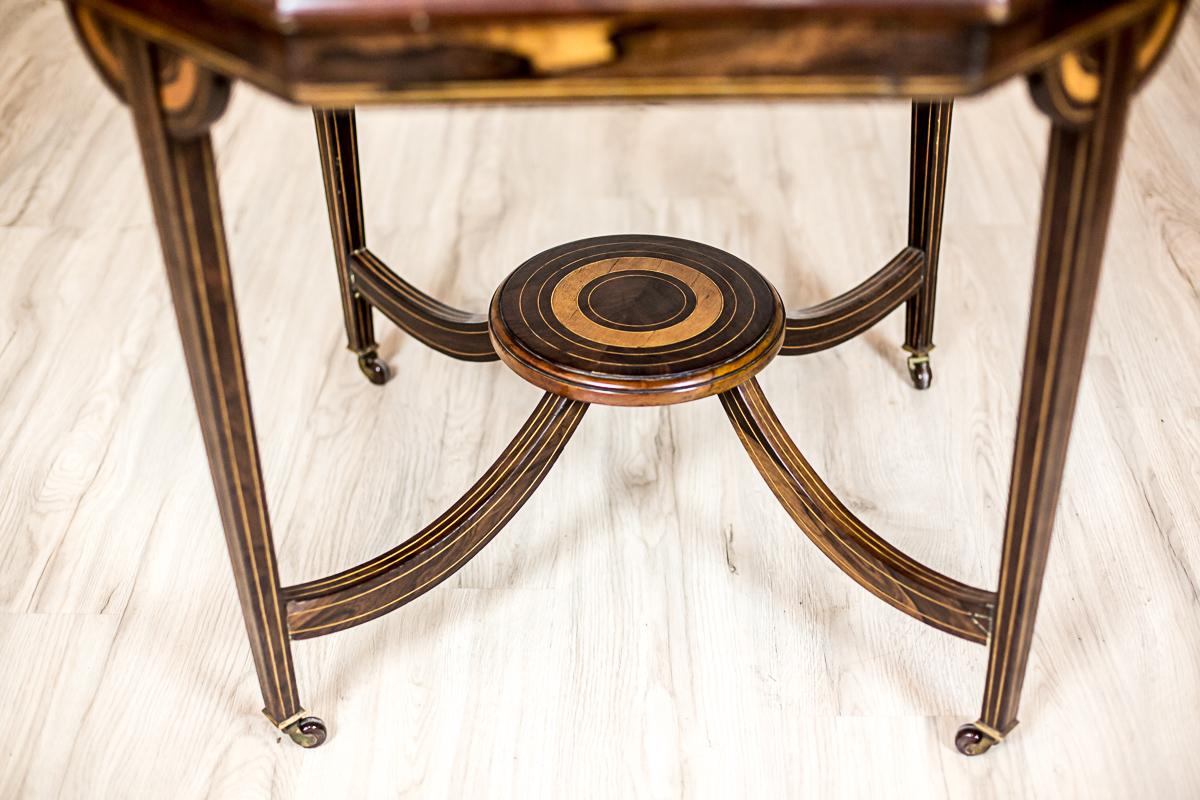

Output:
xmin=957 ymin=28 xmax=1137 ymax=755
xmin=314 ymin=108 xmax=390 ymax=385
xmin=903 ymin=100 xmax=952 ymax=390
xmin=113 ymin=29 xmax=325 ymax=747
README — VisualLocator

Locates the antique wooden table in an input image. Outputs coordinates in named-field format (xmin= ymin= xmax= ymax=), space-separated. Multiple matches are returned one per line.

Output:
xmin=64 ymin=0 xmax=1186 ymax=755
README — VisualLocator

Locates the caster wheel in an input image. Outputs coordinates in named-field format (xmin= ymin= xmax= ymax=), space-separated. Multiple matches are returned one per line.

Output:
xmin=907 ymin=355 xmax=932 ymax=390
xmin=955 ymin=723 xmax=996 ymax=756
xmin=357 ymin=352 xmax=391 ymax=386
xmin=284 ymin=716 xmax=328 ymax=748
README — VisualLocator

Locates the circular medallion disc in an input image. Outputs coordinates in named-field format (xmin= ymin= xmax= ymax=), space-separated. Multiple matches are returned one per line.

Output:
xmin=489 ymin=235 xmax=784 ymax=406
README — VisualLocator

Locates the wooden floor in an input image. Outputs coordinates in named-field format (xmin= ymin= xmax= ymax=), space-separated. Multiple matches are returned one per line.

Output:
xmin=3 ymin=4 xmax=1200 ymax=798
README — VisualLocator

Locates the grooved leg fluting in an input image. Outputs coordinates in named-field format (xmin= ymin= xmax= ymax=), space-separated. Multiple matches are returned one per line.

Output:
xmin=314 ymin=108 xmax=388 ymax=384
xmin=903 ymin=100 xmax=953 ymax=389
xmin=719 ymin=378 xmax=995 ymax=643
xmin=964 ymin=29 xmax=1137 ymax=756
xmin=314 ymin=107 xmax=498 ymax=364
xmin=283 ymin=393 xmax=587 ymax=637
xmin=115 ymin=30 xmax=310 ymax=733
xmin=97 ymin=3 xmax=1160 ymax=753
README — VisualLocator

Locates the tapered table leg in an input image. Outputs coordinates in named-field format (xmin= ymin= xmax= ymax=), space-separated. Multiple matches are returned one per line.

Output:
xmin=114 ymin=29 xmax=323 ymax=746
xmin=958 ymin=29 xmax=1138 ymax=755
xmin=903 ymin=100 xmax=952 ymax=390
xmin=314 ymin=108 xmax=389 ymax=385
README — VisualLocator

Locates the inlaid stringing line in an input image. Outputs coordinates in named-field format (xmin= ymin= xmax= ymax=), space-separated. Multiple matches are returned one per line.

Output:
xmin=737 ymin=382 xmax=991 ymax=630
xmin=355 ymin=253 xmax=488 ymax=329
xmin=905 ymin=102 xmax=943 ymax=346
xmin=906 ymin=103 xmax=934 ymax=344
xmin=515 ymin=244 xmax=753 ymax=366
xmin=356 ymin=251 xmax=488 ymax=325
xmin=291 ymin=399 xmax=587 ymax=635
xmin=981 ymin=127 xmax=1064 ymax=708
xmin=324 ymin=111 xmax=372 ymax=347
xmin=118 ymin=31 xmax=298 ymax=712
xmin=728 ymin=383 xmax=987 ymax=636
xmin=118 ymin=36 xmax=291 ymax=711
xmin=926 ymin=102 xmax=945 ymax=340
xmin=286 ymin=396 xmax=557 ymax=595
xmin=583 ymin=272 xmax=692 ymax=329
xmin=524 ymin=249 xmax=744 ymax=363
xmin=984 ymin=74 xmax=1080 ymax=719
xmin=199 ymin=140 xmax=297 ymax=706
xmin=357 ymin=300 xmax=491 ymax=356
xmin=920 ymin=105 xmax=940 ymax=336
xmin=722 ymin=386 xmax=983 ymax=641
xmin=336 ymin=112 xmax=372 ymax=347
xmin=782 ymin=255 xmax=924 ymax=353
xmin=309 ymin=401 xmax=588 ymax=631
xmin=315 ymin=113 xmax=360 ymax=347
xmin=352 ymin=268 xmax=493 ymax=357
xmin=988 ymin=103 xmax=1090 ymax=720
xmin=781 ymin=272 xmax=923 ymax=353
xmin=354 ymin=249 xmax=490 ymax=328
xmin=327 ymin=111 xmax=369 ymax=349
xmin=744 ymin=379 xmax=991 ymax=603
xmin=512 ymin=236 xmax=753 ymax=317
xmin=721 ymin=390 xmax=946 ymax=627
xmin=549 ymin=258 xmax=724 ymax=348
xmin=347 ymin=110 xmax=365 ymax=248
xmin=174 ymin=142 xmax=288 ymax=711
xmin=347 ymin=111 xmax=372 ymax=346
xmin=784 ymin=248 xmax=923 ymax=331
xmin=292 ymin=397 xmax=578 ymax=617
xmin=986 ymin=31 xmax=1125 ymax=723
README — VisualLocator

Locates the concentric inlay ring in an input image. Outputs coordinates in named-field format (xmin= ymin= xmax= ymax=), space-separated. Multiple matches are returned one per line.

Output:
xmin=490 ymin=234 xmax=785 ymax=405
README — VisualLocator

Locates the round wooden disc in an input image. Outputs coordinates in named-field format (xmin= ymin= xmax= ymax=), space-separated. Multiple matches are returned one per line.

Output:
xmin=489 ymin=235 xmax=784 ymax=406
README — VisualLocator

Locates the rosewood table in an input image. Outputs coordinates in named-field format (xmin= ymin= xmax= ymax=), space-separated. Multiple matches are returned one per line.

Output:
xmin=63 ymin=0 xmax=1186 ymax=755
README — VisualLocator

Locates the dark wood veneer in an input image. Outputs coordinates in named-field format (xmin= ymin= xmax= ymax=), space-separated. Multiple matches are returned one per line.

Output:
xmin=490 ymin=235 xmax=784 ymax=405
xmin=74 ymin=0 xmax=1165 ymax=104
xmin=72 ymin=0 xmax=1187 ymax=755
xmin=721 ymin=379 xmax=995 ymax=643
xmin=781 ymin=246 xmax=926 ymax=356
xmin=111 ymin=27 xmax=303 ymax=731
xmin=285 ymin=392 xmax=586 ymax=637
xmin=315 ymin=107 xmax=498 ymax=371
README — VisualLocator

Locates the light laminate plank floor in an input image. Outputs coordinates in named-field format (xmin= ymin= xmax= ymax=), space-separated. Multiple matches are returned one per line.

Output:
xmin=2 ymin=1 xmax=1199 ymax=797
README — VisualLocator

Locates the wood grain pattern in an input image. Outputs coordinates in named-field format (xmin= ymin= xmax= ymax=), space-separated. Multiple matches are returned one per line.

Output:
xmin=69 ymin=0 xmax=1165 ymax=104
xmin=112 ymin=27 xmax=302 ymax=726
xmin=5 ymin=0 xmax=1200 ymax=789
xmin=316 ymin=107 xmax=498 ymax=366
xmin=284 ymin=392 xmax=586 ymax=637
xmin=490 ymin=234 xmax=784 ymax=405
xmin=313 ymin=108 xmax=379 ymax=362
xmin=903 ymin=101 xmax=952 ymax=364
xmin=967 ymin=25 xmax=1140 ymax=750
xmin=199 ymin=0 xmax=1042 ymax=30
xmin=350 ymin=248 xmax=497 ymax=361
xmin=781 ymin=245 xmax=926 ymax=355
xmin=721 ymin=378 xmax=996 ymax=642
xmin=1029 ymin=0 xmax=1182 ymax=126
xmin=68 ymin=4 xmax=232 ymax=138
xmin=58 ymin=0 xmax=1193 ymax=756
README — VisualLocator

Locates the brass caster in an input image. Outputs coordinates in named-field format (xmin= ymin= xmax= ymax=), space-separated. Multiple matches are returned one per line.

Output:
xmin=357 ymin=351 xmax=391 ymax=386
xmin=907 ymin=354 xmax=932 ymax=390
xmin=282 ymin=715 xmax=328 ymax=748
xmin=955 ymin=723 xmax=998 ymax=756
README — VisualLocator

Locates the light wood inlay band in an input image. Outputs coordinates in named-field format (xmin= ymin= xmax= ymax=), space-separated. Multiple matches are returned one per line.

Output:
xmin=550 ymin=256 xmax=724 ymax=348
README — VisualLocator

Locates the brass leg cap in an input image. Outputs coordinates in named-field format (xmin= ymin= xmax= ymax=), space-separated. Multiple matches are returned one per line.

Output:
xmin=357 ymin=351 xmax=391 ymax=386
xmin=283 ymin=715 xmax=328 ymax=748
xmin=907 ymin=354 xmax=932 ymax=390
xmin=955 ymin=723 xmax=998 ymax=756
